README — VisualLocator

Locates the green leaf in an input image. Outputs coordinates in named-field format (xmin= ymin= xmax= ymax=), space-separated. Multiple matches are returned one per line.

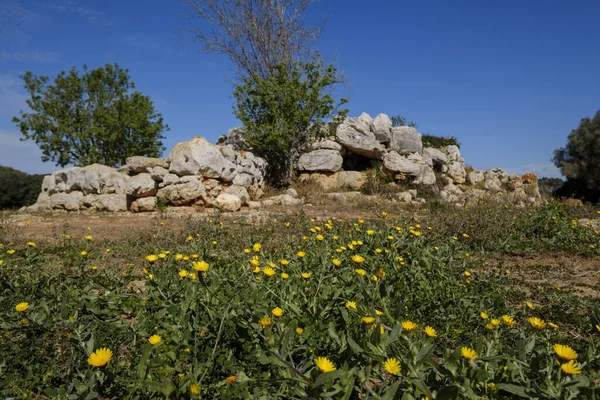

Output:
xmin=415 ymin=344 xmax=435 ymax=365
xmin=328 ymin=322 xmax=342 ymax=346
xmin=137 ymin=345 xmax=151 ymax=379
xmin=436 ymin=385 xmax=459 ymax=400
xmin=313 ymin=370 xmax=345 ymax=387
xmin=496 ymin=383 xmax=533 ymax=399
xmin=381 ymin=380 xmax=401 ymax=400
xmin=347 ymin=337 xmax=364 ymax=354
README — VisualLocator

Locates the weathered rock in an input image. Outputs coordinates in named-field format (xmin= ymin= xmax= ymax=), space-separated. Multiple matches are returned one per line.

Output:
xmin=326 ymin=192 xmax=362 ymax=201
xmin=336 ymin=122 xmax=385 ymax=159
xmin=247 ymin=184 xmax=264 ymax=201
xmin=336 ymin=171 xmax=367 ymax=190
xmin=447 ymin=162 xmax=466 ymax=184
xmin=42 ymin=164 xmax=129 ymax=195
xmin=225 ymin=185 xmax=250 ymax=205
xmin=422 ymin=147 xmax=448 ymax=168
xmin=125 ymin=173 xmax=158 ymax=198
xmin=506 ymin=178 xmax=523 ymax=191
xmin=383 ymin=151 xmax=436 ymax=184
xmin=215 ymin=193 xmax=242 ymax=212
xmin=156 ymin=176 xmax=206 ymax=206
xmin=297 ymin=149 xmax=343 ymax=172
xmin=445 ymin=145 xmax=462 ymax=162
xmin=308 ymin=139 xmax=342 ymax=151
xmin=247 ymin=201 xmax=262 ymax=209
xmin=126 ymin=156 xmax=169 ymax=174
xmin=217 ymin=127 xmax=246 ymax=149
xmin=467 ymin=170 xmax=485 ymax=185
xmin=287 ymin=188 xmax=298 ymax=198
xmin=464 ymin=189 xmax=491 ymax=205
xmin=389 ymin=127 xmax=423 ymax=154
xmin=159 ymin=174 xmax=180 ymax=188
xmin=371 ymin=113 xmax=392 ymax=142
xmin=270 ymin=194 xmax=301 ymax=206
xmin=149 ymin=166 xmax=170 ymax=182
xmin=169 ymin=136 xmax=238 ymax=180
xmin=395 ymin=191 xmax=413 ymax=202
xmin=219 ymin=145 xmax=237 ymax=162
xmin=130 ymin=197 xmax=156 ymax=212
xmin=522 ymin=173 xmax=538 ymax=184
xmin=523 ymin=182 xmax=540 ymax=198
xmin=298 ymin=172 xmax=337 ymax=191
xmin=49 ymin=192 xmax=83 ymax=211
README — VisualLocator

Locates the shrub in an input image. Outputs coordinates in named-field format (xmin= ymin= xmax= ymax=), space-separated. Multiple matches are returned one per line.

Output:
xmin=422 ymin=134 xmax=460 ymax=149
xmin=0 ymin=166 xmax=44 ymax=209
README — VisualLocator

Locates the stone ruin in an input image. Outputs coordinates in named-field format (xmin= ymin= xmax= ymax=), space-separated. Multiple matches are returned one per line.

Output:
xmin=25 ymin=112 xmax=540 ymax=213
xmin=291 ymin=112 xmax=541 ymax=206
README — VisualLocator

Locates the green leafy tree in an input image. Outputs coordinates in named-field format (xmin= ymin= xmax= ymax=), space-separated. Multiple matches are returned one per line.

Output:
xmin=390 ymin=115 xmax=417 ymax=128
xmin=13 ymin=63 xmax=168 ymax=168
xmin=233 ymin=57 xmax=347 ymax=184
xmin=553 ymin=110 xmax=600 ymax=201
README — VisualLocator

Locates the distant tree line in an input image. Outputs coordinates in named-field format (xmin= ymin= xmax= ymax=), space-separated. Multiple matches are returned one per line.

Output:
xmin=0 ymin=166 xmax=44 ymax=209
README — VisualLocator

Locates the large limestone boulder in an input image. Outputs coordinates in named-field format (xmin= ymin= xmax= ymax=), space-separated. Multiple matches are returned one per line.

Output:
xmin=125 ymin=173 xmax=158 ymax=198
xmin=383 ymin=152 xmax=436 ymax=185
xmin=125 ymin=156 xmax=169 ymax=174
xmin=156 ymin=176 xmax=206 ymax=206
xmin=422 ymin=147 xmax=448 ymax=168
xmin=371 ymin=113 xmax=392 ymax=143
xmin=225 ymin=185 xmax=250 ymax=205
xmin=49 ymin=192 xmax=83 ymax=211
xmin=42 ymin=164 xmax=129 ymax=196
xmin=389 ymin=127 xmax=423 ymax=154
xmin=297 ymin=149 xmax=343 ymax=172
xmin=169 ymin=136 xmax=237 ymax=181
xmin=447 ymin=162 xmax=466 ymax=184
xmin=467 ymin=170 xmax=485 ymax=185
xmin=215 ymin=193 xmax=242 ymax=212
xmin=308 ymin=139 xmax=342 ymax=151
xmin=336 ymin=171 xmax=367 ymax=190
xmin=336 ymin=120 xmax=385 ymax=159
xmin=130 ymin=197 xmax=157 ymax=212
xmin=93 ymin=194 xmax=128 ymax=212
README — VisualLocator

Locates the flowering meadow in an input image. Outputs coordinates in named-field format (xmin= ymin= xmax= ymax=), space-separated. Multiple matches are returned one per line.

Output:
xmin=2 ymin=200 xmax=600 ymax=398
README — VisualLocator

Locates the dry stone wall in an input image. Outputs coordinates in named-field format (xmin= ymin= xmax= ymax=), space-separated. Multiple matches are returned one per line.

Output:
xmin=27 ymin=136 xmax=267 ymax=213
xmin=296 ymin=112 xmax=541 ymax=206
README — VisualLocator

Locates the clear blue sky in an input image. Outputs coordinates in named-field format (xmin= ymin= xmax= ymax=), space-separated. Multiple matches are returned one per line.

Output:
xmin=1 ymin=0 xmax=599 ymax=177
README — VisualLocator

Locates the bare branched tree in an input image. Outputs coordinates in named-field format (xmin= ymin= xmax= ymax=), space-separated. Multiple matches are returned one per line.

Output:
xmin=183 ymin=0 xmax=323 ymax=79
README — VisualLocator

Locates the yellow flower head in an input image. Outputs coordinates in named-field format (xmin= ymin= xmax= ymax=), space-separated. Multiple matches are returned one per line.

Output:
xmin=226 ymin=375 xmax=237 ymax=384
xmin=402 ymin=320 xmax=418 ymax=333
xmin=192 ymin=261 xmax=209 ymax=272
xmin=485 ymin=323 xmax=496 ymax=330
xmin=410 ymin=230 xmax=422 ymax=237
xmin=528 ymin=317 xmax=547 ymax=330
xmin=272 ymin=307 xmax=283 ymax=317
xmin=461 ymin=347 xmax=477 ymax=359
xmin=553 ymin=344 xmax=578 ymax=361
xmin=501 ymin=315 xmax=516 ymax=326
xmin=145 ymin=255 xmax=158 ymax=263
xmin=384 ymin=357 xmax=401 ymax=375
xmin=179 ymin=269 xmax=189 ymax=278
xmin=526 ymin=302 xmax=534 ymax=310
xmin=480 ymin=312 xmax=489 ymax=320
xmin=491 ymin=318 xmax=501 ymax=326
xmin=243 ymin=248 xmax=251 ymax=254
xmin=315 ymin=357 xmax=336 ymax=373
xmin=85 ymin=235 xmax=92 ymax=241
xmin=362 ymin=316 xmax=375 ymax=325
xmin=345 ymin=301 xmax=357 ymax=310
xmin=316 ymin=234 xmax=324 ymax=241
xmin=561 ymin=360 xmax=582 ymax=375
xmin=281 ymin=272 xmax=289 ymax=279
xmin=259 ymin=316 xmax=272 ymax=328
xmin=148 ymin=334 xmax=162 ymax=345
xmin=424 ymin=326 xmax=437 ymax=337
xmin=87 ymin=347 xmax=113 ymax=367
xmin=548 ymin=322 xmax=559 ymax=329
xmin=332 ymin=258 xmax=341 ymax=266
xmin=355 ymin=268 xmax=367 ymax=276
xmin=262 ymin=267 xmax=276 ymax=277
xmin=375 ymin=309 xmax=384 ymax=316
xmin=464 ymin=271 xmax=471 ymax=277
xmin=190 ymin=383 xmax=200 ymax=395
xmin=352 ymin=254 xmax=365 ymax=264
xmin=15 ymin=302 xmax=29 ymax=312
xmin=80 ymin=251 xmax=88 ymax=256
xmin=279 ymin=259 xmax=289 ymax=266
xmin=7 ymin=249 xmax=15 ymax=255
xmin=27 ymin=241 xmax=36 ymax=247
xmin=296 ymin=327 xmax=304 ymax=335
xmin=252 ymin=243 xmax=262 ymax=252
xmin=297 ymin=251 xmax=306 ymax=258
xmin=301 ymin=272 xmax=311 ymax=279
xmin=367 ymin=230 xmax=375 ymax=235
xmin=462 ymin=233 xmax=469 ymax=238
xmin=0 ymin=260 xmax=3 ymax=266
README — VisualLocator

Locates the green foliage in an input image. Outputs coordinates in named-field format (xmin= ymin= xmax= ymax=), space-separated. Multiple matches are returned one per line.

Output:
xmin=538 ymin=177 xmax=564 ymax=197
xmin=233 ymin=56 xmax=348 ymax=185
xmin=2 ymin=202 xmax=600 ymax=398
xmin=422 ymin=134 xmax=461 ymax=149
xmin=0 ymin=166 xmax=44 ymax=209
xmin=390 ymin=115 xmax=417 ymax=128
xmin=553 ymin=110 xmax=600 ymax=194
xmin=13 ymin=63 xmax=169 ymax=168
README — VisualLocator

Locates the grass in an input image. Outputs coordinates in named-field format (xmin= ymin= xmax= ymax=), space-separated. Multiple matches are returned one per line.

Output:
xmin=1 ymin=200 xmax=600 ymax=399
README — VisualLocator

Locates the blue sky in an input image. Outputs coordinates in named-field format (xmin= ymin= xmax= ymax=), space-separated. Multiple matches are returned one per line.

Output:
xmin=1 ymin=0 xmax=599 ymax=177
